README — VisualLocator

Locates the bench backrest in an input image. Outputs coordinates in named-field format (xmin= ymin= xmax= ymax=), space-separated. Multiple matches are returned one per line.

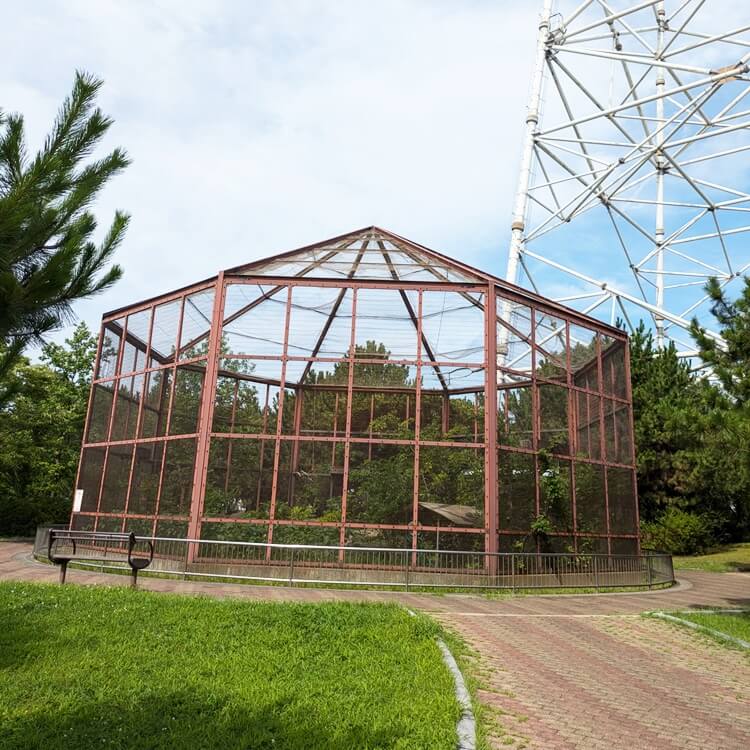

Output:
xmin=48 ymin=530 xmax=153 ymax=568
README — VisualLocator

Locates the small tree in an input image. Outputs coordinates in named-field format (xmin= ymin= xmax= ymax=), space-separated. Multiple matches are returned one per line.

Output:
xmin=0 ymin=71 xmax=129 ymax=401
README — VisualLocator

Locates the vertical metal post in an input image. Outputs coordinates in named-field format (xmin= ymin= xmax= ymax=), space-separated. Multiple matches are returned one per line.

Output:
xmin=411 ymin=291 xmax=423 ymax=559
xmin=531 ymin=306 xmax=541 ymax=555
xmin=339 ymin=286 xmax=357 ymax=551
xmin=623 ymin=339 xmax=641 ymax=554
xmin=654 ymin=0 xmax=666 ymax=348
xmin=502 ymin=0 xmax=553 ymax=357
xmin=507 ymin=0 xmax=552 ymax=286
xmin=485 ymin=285 xmax=499 ymax=571
xmin=593 ymin=554 xmax=600 ymax=592
xmin=187 ymin=274 xmax=226 ymax=554
xmin=646 ymin=552 xmax=653 ymax=589
xmin=597 ymin=335 xmax=612 ymax=556
xmin=267 ymin=285 xmax=294 ymax=556
xmin=404 ymin=549 xmax=410 ymax=592
xmin=289 ymin=548 xmax=295 ymax=586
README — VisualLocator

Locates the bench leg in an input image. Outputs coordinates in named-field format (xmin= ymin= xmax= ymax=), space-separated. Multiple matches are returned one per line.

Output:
xmin=130 ymin=567 xmax=138 ymax=589
xmin=59 ymin=561 xmax=68 ymax=585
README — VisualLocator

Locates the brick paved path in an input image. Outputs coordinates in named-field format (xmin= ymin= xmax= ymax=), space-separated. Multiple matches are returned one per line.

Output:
xmin=2 ymin=541 xmax=749 ymax=749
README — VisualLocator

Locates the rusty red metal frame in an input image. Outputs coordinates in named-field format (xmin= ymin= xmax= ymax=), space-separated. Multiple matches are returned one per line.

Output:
xmin=71 ymin=228 xmax=640 ymax=557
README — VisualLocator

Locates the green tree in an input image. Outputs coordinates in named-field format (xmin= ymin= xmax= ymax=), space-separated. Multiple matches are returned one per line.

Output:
xmin=689 ymin=277 xmax=750 ymax=537
xmin=0 ymin=71 xmax=129 ymax=401
xmin=691 ymin=277 xmax=750 ymax=406
xmin=0 ymin=322 xmax=97 ymax=535
xmin=629 ymin=322 xmax=711 ymax=521
xmin=630 ymin=292 xmax=750 ymax=551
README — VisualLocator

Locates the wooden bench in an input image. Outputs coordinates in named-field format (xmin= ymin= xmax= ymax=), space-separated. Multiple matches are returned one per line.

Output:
xmin=48 ymin=530 xmax=154 ymax=587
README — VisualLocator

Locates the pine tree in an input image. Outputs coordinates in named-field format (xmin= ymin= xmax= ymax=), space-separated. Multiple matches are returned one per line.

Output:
xmin=0 ymin=71 xmax=129 ymax=401
xmin=691 ymin=276 xmax=750 ymax=406
xmin=629 ymin=323 xmax=711 ymax=520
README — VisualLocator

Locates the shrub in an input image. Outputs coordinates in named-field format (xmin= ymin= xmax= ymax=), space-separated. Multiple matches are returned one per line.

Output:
xmin=641 ymin=507 xmax=716 ymax=555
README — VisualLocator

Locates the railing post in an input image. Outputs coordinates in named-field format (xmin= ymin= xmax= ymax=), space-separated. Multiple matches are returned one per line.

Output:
xmin=511 ymin=553 xmax=516 ymax=593
xmin=593 ymin=554 xmax=600 ymax=592
xmin=182 ymin=541 xmax=190 ymax=581
xmin=404 ymin=550 xmax=410 ymax=592
xmin=668 ymin=554 xmax=675 ymax=584
xmin=647 ymin=553 xmax=653 ymax=589
xmin=289 ymin=548 xmax=295 ymax=587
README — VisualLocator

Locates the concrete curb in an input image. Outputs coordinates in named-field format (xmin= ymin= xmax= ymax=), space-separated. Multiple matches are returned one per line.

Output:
xmin=437 ymin=637 xmax=476 ymax=750
xmin=651 ymin=610 xmax=750 ymax=650
xmin=406 ymin=607 xmax=475 ymax=750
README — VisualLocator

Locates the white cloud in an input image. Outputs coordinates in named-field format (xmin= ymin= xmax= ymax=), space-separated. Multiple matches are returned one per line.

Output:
xmin=1 ymin=0 xmax=540 ymax=349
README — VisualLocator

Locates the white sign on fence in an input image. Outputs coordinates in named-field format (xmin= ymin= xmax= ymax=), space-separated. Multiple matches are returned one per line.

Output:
xmin=73 ymin=489 xmax=83 ymax=512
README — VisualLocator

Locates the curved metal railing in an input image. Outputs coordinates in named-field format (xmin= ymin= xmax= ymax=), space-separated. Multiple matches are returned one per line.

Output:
xmin=33 ymin=527 xmax=674 ymax=591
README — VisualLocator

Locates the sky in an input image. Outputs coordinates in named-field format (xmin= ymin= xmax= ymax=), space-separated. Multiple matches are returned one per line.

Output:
xmin=1 ymin=0 xmax=540 ymax=351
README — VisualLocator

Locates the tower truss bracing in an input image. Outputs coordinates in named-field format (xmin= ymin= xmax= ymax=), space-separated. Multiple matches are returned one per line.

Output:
xmin=509 ymin=0 xmax=750 ymax=356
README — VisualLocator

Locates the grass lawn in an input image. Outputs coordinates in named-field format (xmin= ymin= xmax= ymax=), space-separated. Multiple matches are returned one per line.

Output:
xmin=673 ymin=542 xmax=750 ymax=572
xmin=0 ymin=582 xmax=459 ymax=750
xmin=671 ymin=610 xmax=750 ymax=648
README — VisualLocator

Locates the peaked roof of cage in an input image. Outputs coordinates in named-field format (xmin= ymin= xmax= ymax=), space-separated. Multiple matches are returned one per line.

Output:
xmin=224 ymin=226 xmax=493 ymax=285
xmin=101 ymin=225 xmax=626 ymax=395
xmin=105 ymin=226 xmax=625 ymax=343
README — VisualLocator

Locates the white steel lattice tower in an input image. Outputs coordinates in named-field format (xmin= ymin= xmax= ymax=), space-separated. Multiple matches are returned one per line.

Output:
xmin=508 ymin=0 xmax=750 ymax=355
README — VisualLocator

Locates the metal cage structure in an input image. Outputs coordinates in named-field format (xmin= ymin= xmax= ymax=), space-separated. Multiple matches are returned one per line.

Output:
xmin=72 ymin=227 xmax=639 ymax=558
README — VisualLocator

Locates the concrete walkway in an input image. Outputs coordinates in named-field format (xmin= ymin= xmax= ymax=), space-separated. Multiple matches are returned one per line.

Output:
xmin=2 ymin=541 xmax=749 ymax=749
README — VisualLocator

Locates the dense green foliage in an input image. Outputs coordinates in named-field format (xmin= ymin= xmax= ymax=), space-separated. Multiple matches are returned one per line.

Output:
xmin=0 ymin=71 xmax=128 ymax=403
xmin=633 ymin=277 xmax=750 ymax=553
xmin=641 ymin=507 xmax=718 ymax=556
xmin=0 ymin=582 xmax=458 ymax=750
xmin=0 ymin=323 xmax=96 ymax=535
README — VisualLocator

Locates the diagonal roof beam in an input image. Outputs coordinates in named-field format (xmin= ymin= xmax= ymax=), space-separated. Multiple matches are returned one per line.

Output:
xmin=378 ymin=240 xmax=450 ymax=394
xmin=297 ymin=239 xmax=370 ymax=385
xmin=174 ymin=241 xmax=355 ymax=361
